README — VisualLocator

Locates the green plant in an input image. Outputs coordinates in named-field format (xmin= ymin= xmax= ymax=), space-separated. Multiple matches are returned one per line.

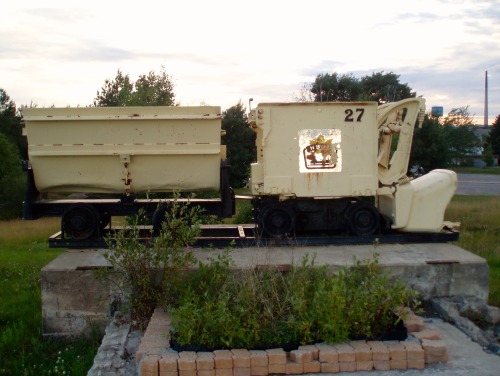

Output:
xmin=168 ymin=252 xmax=419 ymax=350
xmin=232 ymin=198 xmax=253 ymax=224
xmin=0 ymin=218 xmax=98 ymax=375
xmin=445 ymin=195 xmax=500 ymax=306
xmin=97 ymin=195 xmax=201 ymax=330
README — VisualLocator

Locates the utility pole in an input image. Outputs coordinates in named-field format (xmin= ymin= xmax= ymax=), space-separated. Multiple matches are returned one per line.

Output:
xmin=484 ymin=70 xmax=488 ymax=126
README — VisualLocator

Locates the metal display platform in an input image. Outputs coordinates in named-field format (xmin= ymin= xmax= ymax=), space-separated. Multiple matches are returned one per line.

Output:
xmin=48 ymin=224 xmax=459 ymax=249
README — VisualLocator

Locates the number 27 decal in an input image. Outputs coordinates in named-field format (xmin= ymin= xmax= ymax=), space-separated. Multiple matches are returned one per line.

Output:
xmin=344 ymin=108 xmax=364 ymax=122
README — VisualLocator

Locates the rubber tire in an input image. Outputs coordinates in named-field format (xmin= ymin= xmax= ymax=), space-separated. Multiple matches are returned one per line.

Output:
xmin=61 ymin=204 xmax=99 ymax=240
xmin=346 ymin=202 xmax=380 ymax=236
xmin=258 ymin=203 xmax=295 ymax=237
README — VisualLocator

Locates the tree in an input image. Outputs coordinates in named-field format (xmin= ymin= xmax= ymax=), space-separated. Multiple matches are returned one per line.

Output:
xmin=0 ymin=133 xmax=25 ymax=219
xmin=483 ymin=143 xmax=494 ymax=167
xmin=93 ymin=70 xmax=133 ymax=106
xmin=0 ymin=88 xmax=26 ymax=159
xmin=308 ymin=71 xmax=414 ymax=104
xmin=221 ymin=103 xmax=256 ymax=187
xmin=94 ymin=66 xmax=176 ymax=107
xmin=486 ymin=114 xmax=500 ymax=165
xmin=442 ymin=124 xmax=480 ymax=165
xmin=410 ymin=115 xmax=451 ymax=170
xmin=131 ymin=69 xmax=176 ymax=106
xmin=440 ymin=106 xmax=479 ymax=165
xmin=441 ymin=106 xmax=475 ymax=127
xmin=360 ymin=71 xmax=414 ymax=104
xmin=310 ymin=73 xmax=361 ymax=102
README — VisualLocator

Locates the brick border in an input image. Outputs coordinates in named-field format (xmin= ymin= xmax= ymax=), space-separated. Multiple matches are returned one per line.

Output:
xmin=137 ymin=308 xmax=448 ymax=376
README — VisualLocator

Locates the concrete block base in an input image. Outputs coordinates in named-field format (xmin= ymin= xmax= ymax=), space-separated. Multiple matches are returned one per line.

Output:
xmin=41 ymin=249 xmax=113 ymax=339
xmin=41 ymin=243 xmax=489 ymax=338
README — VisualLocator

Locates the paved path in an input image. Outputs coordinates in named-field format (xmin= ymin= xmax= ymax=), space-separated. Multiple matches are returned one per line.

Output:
xmin=456 ymin=173 xmax=500 ymax=195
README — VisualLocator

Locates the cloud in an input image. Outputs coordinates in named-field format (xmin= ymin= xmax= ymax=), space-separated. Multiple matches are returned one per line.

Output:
xmin=23 ymin=7 xmax=92 ymax=23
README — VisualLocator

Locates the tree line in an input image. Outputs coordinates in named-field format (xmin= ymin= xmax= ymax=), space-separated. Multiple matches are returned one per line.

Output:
xmin=1 ymin=68 xmax=499 ymax=220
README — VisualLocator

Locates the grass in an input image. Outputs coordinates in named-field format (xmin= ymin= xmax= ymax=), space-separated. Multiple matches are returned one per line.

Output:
xmin=445 ymin=195 xmax=500 ymax=307
xmin=449 ymin=166 xmax=500 ymax=175
xmin=0 ymin=218 xmax=100 ymax=376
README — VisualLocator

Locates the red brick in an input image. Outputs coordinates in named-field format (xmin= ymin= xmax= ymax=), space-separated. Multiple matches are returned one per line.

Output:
xmin=303 ymin=360 xmax=321 ymax=374
xmin=350 ymin=341 xmax=372 ymax=361
xmin=160 ymin=371 xmax=179 ymax=376
xmin=411 ymin=329 xmax=441 ymax=341
xmin=214 ymin=350 xmax=233 ymax=369
xmin=266 ymin=349 xmax=287 ymax=365
xmin=141 ymin=354 xmax=161 ymax=374
xmin=320 ymin=362 xmax=339 ymax=373
xmin=233 ymin=367 xmax=251 ymax=376
xmin=178 ymin=352 xmax=197 ymax=371
xmin=198 ymin=370 xmax=216 ymax=376
xmin=232 ymin=349 xmax=251 ymax=368
xmin=197 ymin=352 xmax=215 ymax=370
xmin=356 ymin=360 xmax=373 ymax=371
xmin=285 ymin=360 xmax=303 ymax=374
xmin=425 ymin=353 xmax=449 ymax=364
xmin=160 ymin=352 xmax=179 ymax=372
xmin=369 ymin=342 xmax=390 ymax=361
xmin=289 ymin=349 xmax=312 ymax=364
xmin=216 ymin=369 xmax=234 ymax=376
xmin=268 ymin=364 xmax=286 ymax=374
xmin=386 ymin=342 xmax=406 ymax=360
xmin=408 ymin=358 xmax=425 ymax=369
xmin=339 ymin=361 xmax=356 ymax=372
xmin=373 ymin=360 xmax=390 ymax=371
xmin=298 ymin=345 xmax=319 ymax=360
xmin=332 ymin=344 xmax=355 ymax=363
xmin=390 ymin=359 xmax=407 ymax=370
xmin=214 ymin=350 xmax=234 ymax=369
xmin=251 ymin=366 xmax=269 ymax=376
xmin=404 ymin=317 xmax=425 ymax=332
xmin=179 ymin=371 xmax=197 ymax=376
xmin=403 ymin=342 xmax=424 ymax=360
xmin=317 ymin=344 xmax=338 ymax=363
xmin=250 ymin=350 xmax=268 ymax=367
xmin=421 ymin=339 xmax=447 ymax=357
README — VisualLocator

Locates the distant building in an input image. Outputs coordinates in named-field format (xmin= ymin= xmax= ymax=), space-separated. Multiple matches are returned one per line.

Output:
xmin=431 ymin=106 xmax=443 ymax=117
xmin=472 ymin=125 xmax=491 ymax=141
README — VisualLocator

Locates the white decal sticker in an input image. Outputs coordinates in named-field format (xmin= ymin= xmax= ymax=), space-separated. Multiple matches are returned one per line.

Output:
xmin=299 ymin=129 xmax=341 ymax=173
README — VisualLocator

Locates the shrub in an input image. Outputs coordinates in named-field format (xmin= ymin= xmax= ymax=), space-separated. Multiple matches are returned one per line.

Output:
xmin=168 ymin=252 xmax=419 ymax=349
xmin=96 ymin=195 xmax=201 ymax=329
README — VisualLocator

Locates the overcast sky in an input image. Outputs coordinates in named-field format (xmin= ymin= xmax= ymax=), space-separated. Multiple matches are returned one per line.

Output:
xmin=1 ymin=0 xmax=499 ymax=125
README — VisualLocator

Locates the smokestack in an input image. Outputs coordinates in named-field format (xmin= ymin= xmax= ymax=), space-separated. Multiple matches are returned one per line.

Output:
xmin=484 ymin=70 xmax=488 ymax=126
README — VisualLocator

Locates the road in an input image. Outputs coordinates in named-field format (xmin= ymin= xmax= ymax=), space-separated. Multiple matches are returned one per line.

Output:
xmin=456 ymin=173 xmax=500 ymax=195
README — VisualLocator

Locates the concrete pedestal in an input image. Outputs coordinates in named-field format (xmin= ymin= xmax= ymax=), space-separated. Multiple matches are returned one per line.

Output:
xmin=41 ymin=249 xmax=112 ymax=339
xmin=41 ymin=243 xmax=489 ymax=338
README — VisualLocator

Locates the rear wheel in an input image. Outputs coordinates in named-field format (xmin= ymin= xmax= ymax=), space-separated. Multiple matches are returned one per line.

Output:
xmin=61 ymin=204 xmax=99 ymax=240
xmin=258 ymin=203 xmax=295 ymax=237
xmin=346 ymin=202 xmax=380 ymax=236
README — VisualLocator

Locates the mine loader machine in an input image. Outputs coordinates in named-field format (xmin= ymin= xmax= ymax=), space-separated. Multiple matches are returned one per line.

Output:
xmin=249 ymin=98 xmax=457 ymax=237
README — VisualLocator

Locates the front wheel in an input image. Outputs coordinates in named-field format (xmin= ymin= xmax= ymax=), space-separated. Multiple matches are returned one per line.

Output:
xmin=346 ymin=202 xmax=380 ymax=236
